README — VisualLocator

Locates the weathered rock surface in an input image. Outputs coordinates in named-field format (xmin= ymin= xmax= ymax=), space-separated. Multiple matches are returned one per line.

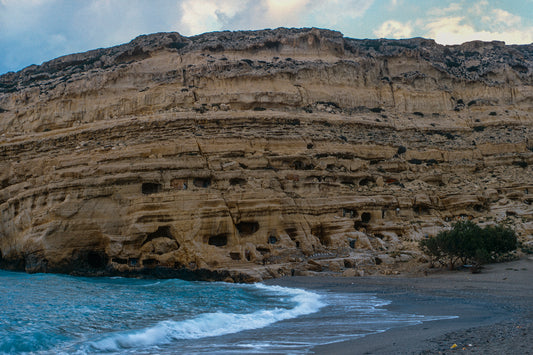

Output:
xmin=0 ymin=28 xmax=532 ymax=281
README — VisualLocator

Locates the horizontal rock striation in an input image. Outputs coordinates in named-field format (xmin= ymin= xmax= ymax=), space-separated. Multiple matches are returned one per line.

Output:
xmin=0 ymin=28 xmax=532 ymax=281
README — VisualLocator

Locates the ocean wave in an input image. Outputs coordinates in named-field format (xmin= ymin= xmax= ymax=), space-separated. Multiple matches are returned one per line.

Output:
xmin=86 ymin=284 xmax=324 ymax=352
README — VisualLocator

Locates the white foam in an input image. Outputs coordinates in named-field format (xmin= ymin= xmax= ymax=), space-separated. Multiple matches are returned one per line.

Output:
xmin=88 ymin=284 xmax=324 ymax=351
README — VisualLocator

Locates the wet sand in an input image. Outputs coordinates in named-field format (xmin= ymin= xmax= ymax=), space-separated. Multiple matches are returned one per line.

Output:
xmin=267 ymin=257 xmax=533 ymax=354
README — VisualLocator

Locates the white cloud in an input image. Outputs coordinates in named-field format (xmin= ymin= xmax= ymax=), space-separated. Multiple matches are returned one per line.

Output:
xmin=425 ymin=16 xmax=533 ymax=44
xmin=374 ymin=20 xmax=413 ymax=39
xmin=179 ymin=0 xmax=243 ymax=36
xmin=427 ymin=2 xmax=461 ymax=16
xmin=374 ymin=1 xmax=533 ymax=45
xmin=178 ymin=0 xmax=374 ymax=35
xmin=488 ymin=9 xmax=522 ymax=27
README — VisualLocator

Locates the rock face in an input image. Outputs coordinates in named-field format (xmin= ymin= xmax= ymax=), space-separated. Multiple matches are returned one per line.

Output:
xmin=0 ymin=28 xmax=532 ymax=281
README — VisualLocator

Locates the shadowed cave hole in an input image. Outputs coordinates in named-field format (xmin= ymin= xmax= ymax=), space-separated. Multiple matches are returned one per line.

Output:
xmin=268 ymin=235 xmax=278 ymax=244
xmin=359 ymin=178 xmax=374 ymax=186
xmin=413 ymin=205 xmax=430 ymax=215
xmin=112 ymin=257 xmax=127 ymax=265
xmin=142 ymin=182 xmax=162 ymax=194
xmin=129 ymin=258 xmax=139 ymax=267
xmin=361 ymin=212 xmax=372 ymax=224
xmin=144 ymin=226 xmax=174 ymax=244
xmin=86 ymin=251 xmax=108 ymax=269
xmin=473 ymin=204 xmax=485 ymax=212
xmin=256 ymin=246 xmax=270 ymax=255
xmin=142 ymin=258 xmax=159 ymax=268
xmin=342 ymin=208 xmax=358 ymax=218
xmin=193 ymin=178 xmax=211 ymax=188
xmin=236 ymin=221 xmax=259 ymax=236
xmin=229 ymin=252 xmax=241 ymax=260
xmin=208 ymin=234 xmax=228 ymax=247
xmin=229 ymin=178 xmax=246 ymax=186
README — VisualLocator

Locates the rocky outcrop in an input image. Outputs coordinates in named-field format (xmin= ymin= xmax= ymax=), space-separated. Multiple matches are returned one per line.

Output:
xmin=0 ymin=28 xmax=532 ymax=281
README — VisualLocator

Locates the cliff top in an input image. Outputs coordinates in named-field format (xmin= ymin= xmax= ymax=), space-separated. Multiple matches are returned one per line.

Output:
xmin=1 ymin=27 xmax=532 ymax=94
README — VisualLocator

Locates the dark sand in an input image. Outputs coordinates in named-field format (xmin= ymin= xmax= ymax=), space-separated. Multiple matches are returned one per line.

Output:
xmin=267 ymin=257 xmax=533 ymax=354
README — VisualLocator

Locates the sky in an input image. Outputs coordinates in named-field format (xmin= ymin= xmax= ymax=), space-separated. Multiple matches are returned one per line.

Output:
xmin=1 ymin=0 xmax=532 ymax=75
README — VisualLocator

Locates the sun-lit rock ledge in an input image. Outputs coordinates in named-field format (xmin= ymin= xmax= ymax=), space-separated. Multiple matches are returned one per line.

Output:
xmin=0 ymin=28 xmax=532 ymax=281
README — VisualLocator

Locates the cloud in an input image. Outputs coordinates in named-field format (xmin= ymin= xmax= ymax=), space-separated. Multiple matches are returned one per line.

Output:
xmin=178 ymin=0 xmax=374 ymax=35
xmin=427 ymin=2 xmax=462 ymax=16
xmin=374 ymin=1 xmax=533 ymax=45
xmin=425 ymin=16 xmax=533 ymax=45
xmin=374 ymin=20 xmax=413 ymax=39
xmin=423 ymin=1 xmax=533 ymax=45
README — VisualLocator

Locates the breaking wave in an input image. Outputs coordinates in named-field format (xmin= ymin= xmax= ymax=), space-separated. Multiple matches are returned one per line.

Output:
xmin=86 ymin=284 xmax=324 ymax=352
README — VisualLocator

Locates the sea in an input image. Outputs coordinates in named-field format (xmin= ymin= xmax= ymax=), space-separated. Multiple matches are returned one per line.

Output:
xmin=0 ymin=270 xmax=455 ymax=354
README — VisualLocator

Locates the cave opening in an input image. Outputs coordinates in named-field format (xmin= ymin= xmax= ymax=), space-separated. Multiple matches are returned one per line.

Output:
xmin=359 ymin=178 xmax=374 ymax=186
xmin=236 ymin=221 xmax=260 ymax=236
xmin=112 ymin=257 xmax=127 ymax=265
xmin=413 ymin=205 xmax=430 ymax=215
xmin=142 ymin=258 xmax=159 ymax=267
xmin=229 ymin=178 xmax=246 ymax=186
xmin=229 ymin=252 xmax=241 ymax=260
xmin=193 ymin=178 xmax=212 ymax=188
xmin=268 ymin=235 xmax=278 ymax=244
xmin=144 ymin=226 xmax=174 ymax=244
xmin=128 ymin=258 xmax=139 ymax=267
xmin=342 ymin=208 xmax=358 ymax=218
xmin=208 ymin=234 xmax=228 ymax=247
xmin=87 ymin=251 xmax=108 ymax=269
xmin=361 ymin=212 xmax=372 ymax=223
xmin=142 ymin=182 xmax=162 ymax=194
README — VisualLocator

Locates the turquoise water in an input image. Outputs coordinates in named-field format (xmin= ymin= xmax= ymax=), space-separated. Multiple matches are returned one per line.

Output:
xmin=0 ymin=270 xmax=454 ymax=354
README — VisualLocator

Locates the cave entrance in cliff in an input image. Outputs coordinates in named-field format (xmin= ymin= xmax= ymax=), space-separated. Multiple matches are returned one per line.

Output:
xmin=208 ymin=234 xmax=228 ymax=247
xmin=144 ymin=226 xmax=174 ymax=244
xmin=236 ymin=221 xmax=260 ymax=236
xmin=142 ymin=182 xmax=162 ymax=194
xmin=229 ymin=178 xmax=246 ymax=186
xmin=142 ymin=258 xmax=159 ymax=268
xmin=359 ymin=178 xmax=374 ymax=187
xmin=413 ymin=205 xmax=430 ymax=215
xmin=361 ymin=212 xmax=372 ymax=223
xmin=193 ymin=178 xmax=211 ymax=188
xmin=86 ymin=251 xmax=108 ymax=269
xmin=342 ymin=208 xmax=358 ymax=218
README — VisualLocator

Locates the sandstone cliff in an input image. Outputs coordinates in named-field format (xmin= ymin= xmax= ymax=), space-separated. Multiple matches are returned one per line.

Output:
xmin=0 ymin=28 xmax=532 ymax=281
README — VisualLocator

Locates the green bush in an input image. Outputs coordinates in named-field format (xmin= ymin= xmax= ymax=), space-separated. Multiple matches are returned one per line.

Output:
xmin=419 ymin=221 xmax=517 ymax=270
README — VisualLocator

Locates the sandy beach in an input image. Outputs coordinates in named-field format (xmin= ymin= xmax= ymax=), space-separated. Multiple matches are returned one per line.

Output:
xmin=267 ymin=257 xmax=533 ymax=354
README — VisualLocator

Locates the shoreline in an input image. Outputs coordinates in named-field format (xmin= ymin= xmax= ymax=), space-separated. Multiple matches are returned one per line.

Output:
xmin=266 ymin=257 xmax=533 ymax=354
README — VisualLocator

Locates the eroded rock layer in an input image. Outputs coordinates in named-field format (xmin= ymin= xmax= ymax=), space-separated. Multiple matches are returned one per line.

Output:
xmin=0 ymin=28 xmax=532 ymax=281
